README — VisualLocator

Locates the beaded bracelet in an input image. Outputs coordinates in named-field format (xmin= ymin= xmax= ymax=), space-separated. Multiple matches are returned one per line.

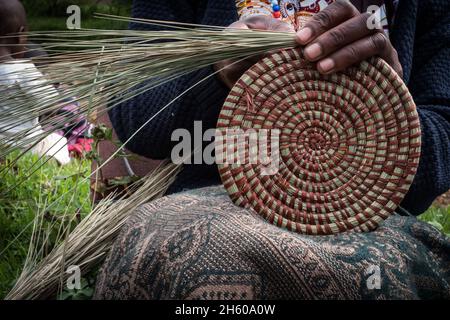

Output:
xmin=237 ymin=0 xmax=282 ymax=20
xmin=271 ymin=0 xmax=281 ymax=19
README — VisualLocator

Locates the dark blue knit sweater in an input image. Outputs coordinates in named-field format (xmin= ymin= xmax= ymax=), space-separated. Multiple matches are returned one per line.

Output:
xmin=109 ymin=0 xmax=450 ymax=216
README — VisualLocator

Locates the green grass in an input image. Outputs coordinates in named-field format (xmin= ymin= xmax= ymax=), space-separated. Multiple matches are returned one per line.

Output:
xmin=26 ymin=2 xmax=131 ymax=32
xmin=27 ymin=15 xmax=130 ymax=32
xmin=0 ymin=152 xmax=91 ymax=299
xmin=0 ymin=2 xmax=130 ymax=299
xmin=418 ymin=206 xmax=450 ymax=237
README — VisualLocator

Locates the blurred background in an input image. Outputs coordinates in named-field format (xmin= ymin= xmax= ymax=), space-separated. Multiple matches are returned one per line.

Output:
xmin=22 ymin=0 xmax=131 ymax=31
xmin=0 ymin=0 xmax=131 ymax=299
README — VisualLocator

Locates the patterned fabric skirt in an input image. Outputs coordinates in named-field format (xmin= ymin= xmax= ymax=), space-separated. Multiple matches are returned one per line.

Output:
xmin=94 ymin=186 xmax=450 ymax=300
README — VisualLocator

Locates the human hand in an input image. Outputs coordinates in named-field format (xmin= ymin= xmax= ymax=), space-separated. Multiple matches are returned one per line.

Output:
xmin=295 ymin=0 xmax=403 ymax=77
xmin=214 ymin=15 xmax=295 ymax=89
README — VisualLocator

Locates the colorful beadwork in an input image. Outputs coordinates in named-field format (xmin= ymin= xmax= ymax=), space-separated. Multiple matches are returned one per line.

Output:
xmin=236 ymin=1 xmax=389 ymax=33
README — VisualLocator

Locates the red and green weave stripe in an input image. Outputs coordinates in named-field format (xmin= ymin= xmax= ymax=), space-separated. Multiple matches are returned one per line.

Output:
xmin=217 ymin=48 xmax=421 ymax=235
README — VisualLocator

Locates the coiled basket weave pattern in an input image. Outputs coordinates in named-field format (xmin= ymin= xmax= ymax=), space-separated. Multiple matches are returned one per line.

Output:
xmin=216 ymin=48 xmax=421 ymax=235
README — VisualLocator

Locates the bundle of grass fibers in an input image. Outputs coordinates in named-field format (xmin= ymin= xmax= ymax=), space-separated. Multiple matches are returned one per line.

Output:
xmin=2 ymin=14 xmax=297 ymax=300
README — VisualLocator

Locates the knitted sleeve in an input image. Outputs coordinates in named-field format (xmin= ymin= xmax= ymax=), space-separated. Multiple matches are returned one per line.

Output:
xmin=108 ymin=0 xmax=231 ymax=160
xmin=399 ymin=0 xmax=450 ymax=214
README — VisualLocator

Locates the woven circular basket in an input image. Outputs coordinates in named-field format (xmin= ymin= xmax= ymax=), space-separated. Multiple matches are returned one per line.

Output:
xmin=216 ymin=48 xmax=421 ymax=235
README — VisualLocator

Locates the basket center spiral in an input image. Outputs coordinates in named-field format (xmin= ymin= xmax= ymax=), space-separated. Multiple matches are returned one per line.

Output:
xmin=305 ymin=132 xmax=327 ymax=150
xmin=216 ymin=48 xmax=421 ymax=235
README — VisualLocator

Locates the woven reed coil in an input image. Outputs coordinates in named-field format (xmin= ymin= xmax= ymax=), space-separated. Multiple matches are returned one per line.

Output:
xmin=216 ymin=48 xmax=421 ymax=235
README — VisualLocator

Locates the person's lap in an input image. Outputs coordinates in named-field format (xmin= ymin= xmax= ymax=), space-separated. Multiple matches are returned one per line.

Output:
xmin=94 ymin=186 xmax=450 ymax=300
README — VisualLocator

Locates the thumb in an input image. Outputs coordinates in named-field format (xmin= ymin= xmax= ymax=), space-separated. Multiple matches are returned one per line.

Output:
xmin=227 ymin=21 xmax=251 ymax=30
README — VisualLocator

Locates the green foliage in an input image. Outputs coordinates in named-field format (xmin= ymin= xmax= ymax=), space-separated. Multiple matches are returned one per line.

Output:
xmin=0 ymin=153 xmax=90 ymax=299
xmin=27 ymin=16 xmax=130 ymax=32
xmin=57 ymin=278 xmax=94 ymax=300
xmin=419 ymin=206 xmax=450 ymax=237
xmin=22 ymin=0 xmax=131 ymax=18
xmin=22 ymin=0 xmax=86 ymax=17
xmin=57 ymin=264 xmax=100 ymax=300
xmin=23 ymin=0 xmax=131 ymax=32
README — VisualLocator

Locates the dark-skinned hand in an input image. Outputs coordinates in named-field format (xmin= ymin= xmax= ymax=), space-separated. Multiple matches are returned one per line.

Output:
xmin=296 ymin=0 xmax=403 ymax=77
xmin=215 ymin=0 xmax=403 ymax=89
xmin=214 ymin=15 xmax=294 ymax=89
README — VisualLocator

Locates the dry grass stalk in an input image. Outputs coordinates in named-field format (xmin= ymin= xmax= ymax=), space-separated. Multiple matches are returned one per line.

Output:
xmin=1 ymin=15 xmax=296 ymax=300
xmin=6 ymin=161 xmax=180 ymax=300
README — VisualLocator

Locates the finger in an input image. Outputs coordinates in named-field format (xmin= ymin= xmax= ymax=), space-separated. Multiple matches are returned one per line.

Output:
xmin=383 ymin=48 xmax=403 ymax=78
xmin=296 ymin=0 xmax=359 ymax=45
xmin=315 ymin=32 xmax=400 ymax=75
xmin=227 ymin=20 xmax=251 ymax=30
xmin=243 ymin=15 xmax=295 ymax=32
xmin=217 ymin=16 xmax=296 ymax=90
xmin=304 ymin=12 xmax=374 ymax=61
xmin=243 ymin=15 xmax=275 ymax=30
xmin=229 ymin=17 xmax=293 ymax=64
xmin=271 ymin=20 xmax=295 ymax=33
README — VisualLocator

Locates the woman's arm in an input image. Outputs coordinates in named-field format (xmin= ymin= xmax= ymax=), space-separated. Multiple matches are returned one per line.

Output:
xmin=399 ymin=0 xmax=450 ymax=214
xmin=108 ymin=0 xmax=230 ymax=160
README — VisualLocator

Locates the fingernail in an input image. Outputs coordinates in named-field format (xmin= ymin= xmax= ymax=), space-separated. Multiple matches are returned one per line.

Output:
xmin=319 ymin=58 xmax=335 ymax=73
xmin=296 ymin=27 xmax=313 ymax=43
xmin=305 ymin=43 xmax=322 ymax=60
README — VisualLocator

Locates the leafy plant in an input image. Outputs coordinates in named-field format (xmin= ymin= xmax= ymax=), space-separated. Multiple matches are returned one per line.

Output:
xmin=58 ymin=278 xmax=94 ymax=300
xmin=22 ymin=0 xmax=131 ymax=18
xmin=24 ymin=1 xmax=131 ymax=32
xmin=5 ymin=161 xmax=179 ymax=300
xmin=419 ymin=206 xmax=450 ymax=237
xmin=0 ymin=152 xmax=91 ymax=298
